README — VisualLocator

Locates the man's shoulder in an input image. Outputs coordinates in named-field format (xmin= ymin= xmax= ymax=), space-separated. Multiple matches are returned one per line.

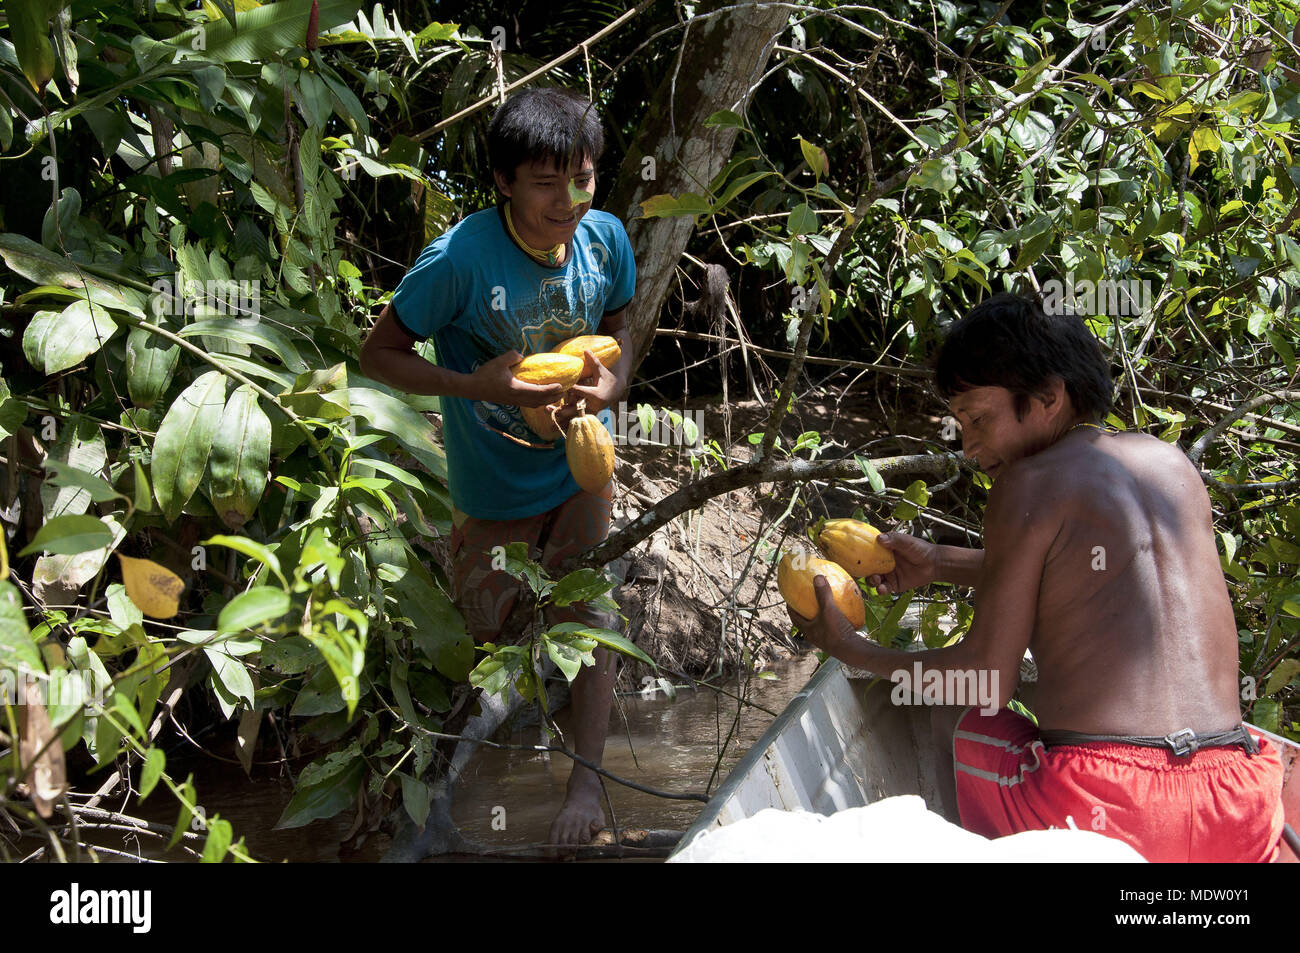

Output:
xmin=423 ymin=207 xmax=503 ymax=261
xmin=578 ymin=208 xmax=629 ymax=241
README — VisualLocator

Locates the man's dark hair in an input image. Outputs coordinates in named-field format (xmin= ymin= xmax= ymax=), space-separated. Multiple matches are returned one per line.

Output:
xmin=934 ymin=292 xmax=1114 ymax=421
xmin=488 ymin=87 xmax=605 ymax=184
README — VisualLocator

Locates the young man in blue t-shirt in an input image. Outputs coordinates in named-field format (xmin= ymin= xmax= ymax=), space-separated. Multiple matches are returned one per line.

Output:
xmin=359 ymin=88 xmax=636 ymax=848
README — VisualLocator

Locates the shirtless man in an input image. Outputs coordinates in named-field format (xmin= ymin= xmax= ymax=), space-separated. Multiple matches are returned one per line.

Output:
xmin=789 ymin=292 xmax=1285 ymax=862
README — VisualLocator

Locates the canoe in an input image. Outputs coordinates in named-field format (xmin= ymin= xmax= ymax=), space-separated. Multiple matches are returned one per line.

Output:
xmin=670 ymin=659 xmax=1300 ymax=862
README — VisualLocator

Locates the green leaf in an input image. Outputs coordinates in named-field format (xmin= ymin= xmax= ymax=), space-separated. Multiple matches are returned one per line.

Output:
xmin=348 ymin=387 xmax=448 ymax=481
xmin=23 ymin=299 xmax=119 ymax=374
xmin=547 ymin=622 xmax=654 ymax=667
xmin=42 ymin=460 xmax=124 ymax=506
xmin=139 ymin=747 xmax=166 ymax=800
xmin=2 ymin=0 xmax=57 ymax=93
xmin=200 ymin=817 xmax=233 ymax=862
xmin=703 ymin=109 xmax=747 ymax=130
xmin=1263 ymin=659 xmax=1300 ymax=696
xmin=854 ymin=455 xmax=886 ymax=494
xmin=0 ymin=233 xmax=144 ymax=316
xmin=797 ymin=136 xmax=829 ymax=179
xmin=273 ymin=758 xmax=364 ymax=829
xmin=205 ymin=644 xmax=255 ymax=711
xmin=208 ymin=385 xmax=271 ymax=529
xmin=549 ymin=568 xmax=615 ymax=608
xmin=400 ymin=773 xmax=431 ymax=829
xmin=202 ymin=534 xmax=286 ymax=586
xmin=217 ymin=587 xmax=290 ymax=634
xmin=152 ymin=371 xmax=227 ymax=522
xmin=787 ymin=203 xmax=818 ymax=236
xmin=17 ymin=514 xmax=113 ymax=557
xmin=0 ymin=580 xmax=43 ymax=675
xmin=638 ymin=192 xmax=712 ymax=219
xmin=393 ymin=573 xmax=472 ymax=681
xmin=908 ymin=157 xmax=957 ymax=194
xmin=125 ymin=326 xmax=181 ymax=408
xmin=179 ymin=319 xmax=309 ymax=373
xmin=168 ymin=0 xmax=365 ymax=63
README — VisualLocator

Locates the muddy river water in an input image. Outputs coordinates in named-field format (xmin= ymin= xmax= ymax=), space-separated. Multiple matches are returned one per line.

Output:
xmin=81 ymin=654 xmax=820 ymax=862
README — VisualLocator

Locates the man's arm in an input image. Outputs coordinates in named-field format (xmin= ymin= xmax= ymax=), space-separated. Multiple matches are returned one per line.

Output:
xmin=796 ymin=463 xmax=1059 ymax=709
xmin=359 ymin=304 xmax=564 ymax=406
xmin=359 ymin=304 xmax=472 ymax=397
xmin=935 ymin=545 xmax=984 ymax=588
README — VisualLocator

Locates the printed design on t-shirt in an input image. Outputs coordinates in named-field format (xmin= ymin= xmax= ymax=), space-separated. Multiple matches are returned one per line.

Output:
xmin=517 ymin=274 xmax=602 ymax=353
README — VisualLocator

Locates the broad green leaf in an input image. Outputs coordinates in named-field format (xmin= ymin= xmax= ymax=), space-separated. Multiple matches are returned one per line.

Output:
xmin=0 ymin=580 xmax=43 ymax=675
xmin=139 ymin=747 xmax=166 ymax=800
xmin=168 ymin=0 xmax=365 ymax=63
xmin=40 ymin=417 xmax=108 ymax=518
xmin=348 ymin=387 xmax=448 ymax=480
xmin=638 ymin=192 xmax=712 ymax=219
xmin=0 ymin=233 xmax=144 ymax=316
xmin=200 ymin=817 xmax=233 ymax=862
xmin=547 ymin=622 xmax=654 ymax=667
xmin=2 ymin=0 xmax=57 ymax=92
xmin=273 ymin=758 xmax=364 ymax=829
xmin=218 ymin=587 xmax=290 ymax=633
xmin=549 ymin=568 xmax=615 ymax=608
xmin=125 ymin=325 xmax=181 ymax=408
xmin=152 ymin=371 xmax=227 ymax=521
xmin=204 ymin=643 xmax=255 ymax=710
xmin=797 ymin=136 xmax=829 ymax=179
xmin=908 ymin=157 xmax=957 ymax=194
xmin=400 ymin=773 xmax=431 ymax=829
xmin=209 ymin=385 xmax=271 ymax=529
xmin=23 ymin=299 xmax=119 ymax=374
xmin=179 ymin=319 xmax=309 ymax=373
xmin=855 ymin=455 xmax=886 ymax=494
xmin=18 ymin=514 xmax=113 ymax=557
xmin=202 ymin=534 xmax=286 ymax=586
xmin=1263 ymin=659 xmax=1300 ymax=696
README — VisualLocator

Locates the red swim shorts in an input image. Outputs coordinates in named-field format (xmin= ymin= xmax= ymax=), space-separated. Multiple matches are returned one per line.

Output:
xmin=953 ymin=707 xmax=1285 ymax=862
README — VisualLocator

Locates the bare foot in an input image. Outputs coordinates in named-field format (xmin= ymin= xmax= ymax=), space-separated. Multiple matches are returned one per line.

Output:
xmin=547 ymin=786 xmax=605 ymax=855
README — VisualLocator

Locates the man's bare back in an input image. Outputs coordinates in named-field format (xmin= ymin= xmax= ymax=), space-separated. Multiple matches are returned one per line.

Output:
xmin=1013 ymin=428 xmax=1242 ymax=736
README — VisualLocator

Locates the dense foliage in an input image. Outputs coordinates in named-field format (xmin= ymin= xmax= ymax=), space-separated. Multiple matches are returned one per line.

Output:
xmin=0 ymin=0 xmax=1295 ymax=861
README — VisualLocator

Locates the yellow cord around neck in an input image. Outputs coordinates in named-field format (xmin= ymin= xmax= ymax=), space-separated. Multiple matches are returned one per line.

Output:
xmin=504 ymin=201 xmax=565 ymax=266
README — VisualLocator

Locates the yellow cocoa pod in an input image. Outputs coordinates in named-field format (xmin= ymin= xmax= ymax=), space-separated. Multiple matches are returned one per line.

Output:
xmin=511 ymin=353 xmax=585 ymax=388
xmin=566 ymin=414 xmax=615 ymax=492
xmin=816 ymin=519 xmax=896 ymax=578
xmin=521 ymin=402 xmax=563 ymax=440
xmin=552 ymin=334 xmax=621 ymax=369
xmin=777 ymin=552 xmax=866 ymax=628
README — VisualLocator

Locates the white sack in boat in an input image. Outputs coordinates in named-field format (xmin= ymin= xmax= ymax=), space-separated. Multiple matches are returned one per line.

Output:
xmin=668 ymin=795 xmax=1146 ymax=863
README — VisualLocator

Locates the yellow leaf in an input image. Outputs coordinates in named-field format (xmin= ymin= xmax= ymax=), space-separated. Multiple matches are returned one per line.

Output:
xmin=117 ymin=555 xmax=185 ymax=619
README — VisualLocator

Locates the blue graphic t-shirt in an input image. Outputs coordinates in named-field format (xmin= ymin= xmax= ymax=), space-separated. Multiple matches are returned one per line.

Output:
xmin=390 ymin=206 xmax=636 ymax=520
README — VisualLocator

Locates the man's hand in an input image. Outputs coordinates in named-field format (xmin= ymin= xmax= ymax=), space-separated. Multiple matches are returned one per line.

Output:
xmin=866 ymin=532 xmax=940 ymax=596
xmin=464 ymin=350 xmax=567 ymax=407
xmin=787 ymin=575 xmax=858 ymax=657
xmin=555 ymin=349 xmax=623 ymax=430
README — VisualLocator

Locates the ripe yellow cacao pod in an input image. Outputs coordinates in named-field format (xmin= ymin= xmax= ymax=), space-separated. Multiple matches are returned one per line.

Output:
xmin=552 ymin=334 xmax=621 ymax=369
xmin=816 ymin=519 xmax=896 ymax=577
xmin=777 ymin=552 xmax=866 ymax=628
xmin=521 ymin=402 xmax=563 ymax=440
xmin=511 ymin=353 xmax=585 ymax=388
xmin=566 ymin=413 xmax=615 ymax=492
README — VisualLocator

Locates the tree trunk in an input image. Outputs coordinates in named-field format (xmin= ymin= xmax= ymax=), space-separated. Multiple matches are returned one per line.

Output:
xmin=605 ymin=0 xmax=789 ymax=367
